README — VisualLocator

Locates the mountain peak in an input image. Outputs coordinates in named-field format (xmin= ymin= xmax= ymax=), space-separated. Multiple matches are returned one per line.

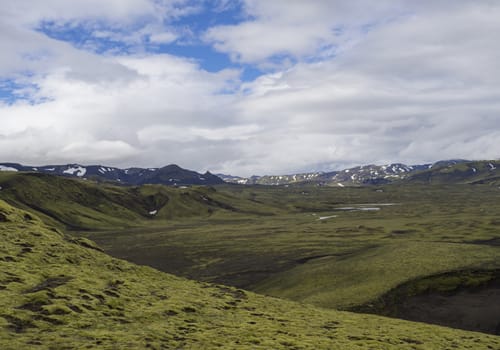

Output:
xmin=161 ymin=164 xmax=183 ymax=171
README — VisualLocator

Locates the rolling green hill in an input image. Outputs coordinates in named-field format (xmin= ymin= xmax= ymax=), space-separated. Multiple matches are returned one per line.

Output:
xmin=0 ymin=172 xmax=278 ymax=231
xmin=3 ymin=200 xmax=500 ymax=348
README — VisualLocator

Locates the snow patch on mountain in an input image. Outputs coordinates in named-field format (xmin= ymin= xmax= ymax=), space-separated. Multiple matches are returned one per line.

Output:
xmin=0 ymin=165 xmax=18 ymax=172
xmin=63 ymin=166 xmax=87 ymax=177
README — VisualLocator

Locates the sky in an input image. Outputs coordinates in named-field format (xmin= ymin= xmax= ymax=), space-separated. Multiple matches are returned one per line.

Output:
xmin=0 ymin=0 xmax=499 ymax=176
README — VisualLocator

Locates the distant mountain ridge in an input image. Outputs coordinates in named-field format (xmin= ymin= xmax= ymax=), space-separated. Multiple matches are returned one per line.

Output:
xmin=2 ymin=159 xmax=499 ymax=187
xmin=0 ymin=163 xmax=224 ymax=186
xmin=219 ymin=159 xmax=500 ymax=186
xmin=404 ymin=160 xmax=500 ymax=185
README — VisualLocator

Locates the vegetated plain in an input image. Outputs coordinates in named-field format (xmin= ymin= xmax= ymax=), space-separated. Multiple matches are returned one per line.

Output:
xmin=0 ymin=171 xmax=499 ymax=348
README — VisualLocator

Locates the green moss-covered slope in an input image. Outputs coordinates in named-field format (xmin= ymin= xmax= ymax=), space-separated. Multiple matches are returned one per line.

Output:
xmin=1 ymin=200 xmax=499 ymax=349
xmin=0 ymin=173 xmax=276 ymax=231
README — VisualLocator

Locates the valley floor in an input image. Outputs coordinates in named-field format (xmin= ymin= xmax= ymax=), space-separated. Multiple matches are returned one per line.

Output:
xmin=77 ymin=184 xmax=500 ymax=334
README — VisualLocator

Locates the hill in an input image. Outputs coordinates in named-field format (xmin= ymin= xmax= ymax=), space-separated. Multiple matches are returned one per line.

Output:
xmin=1 ymin=199 xmax=499 ymax=349
xmin=0 ymin=172 xmax=271 ymax=230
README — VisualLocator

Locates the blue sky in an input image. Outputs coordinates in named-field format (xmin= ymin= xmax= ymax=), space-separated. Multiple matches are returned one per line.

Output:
xmin=1 ymin=1 xmax=265 ymax=104
xmin=0 ymin=80 xmax=17 ymax=104
xmin=35 ymin=2 xmax=262 ymax=78
xmin=0 ymin=1 xmax=499 ymax=176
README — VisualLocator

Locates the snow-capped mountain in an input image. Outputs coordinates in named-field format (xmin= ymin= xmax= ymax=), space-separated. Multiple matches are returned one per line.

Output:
xmin=0 ymin=163 xmax=224 ymax=186
xmin=322 ymin=163 xmax=432 ymax=186
xmin=216 ymin=173 xmax=324 ymax=185
xmin=221 ymin=160 xmax=473 ymax=186
xmin=2 ymin=159 xmax=496 ymax=187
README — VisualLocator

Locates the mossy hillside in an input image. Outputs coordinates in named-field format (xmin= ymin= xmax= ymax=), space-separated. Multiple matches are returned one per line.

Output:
xmin=252 ymin=241 xmax=500 ymax=309
xmin=82 ymin=183 xmax=500 ymax=310
xmin=136 ymin=184 xmax=280 ymax=220
xmin=0 ymin=172 xmax=147 ymax=229
xmin=0 ymin=173 xmax=278 ymax=230
xmin=3 ymin=201 xmax=499 ymax=349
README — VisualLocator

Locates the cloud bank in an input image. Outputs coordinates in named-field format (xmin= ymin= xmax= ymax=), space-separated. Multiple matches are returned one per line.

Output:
xmin=0 ymin=0 xmax=499 ymax=176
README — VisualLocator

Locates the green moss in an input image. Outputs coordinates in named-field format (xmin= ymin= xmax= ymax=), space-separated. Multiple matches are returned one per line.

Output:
xmin=1 ymin=173 xmax=500 ymax=348
xmin=42 ymin=304 xmax=72 ymax=316
xmin=0 ymin=199 xmax=499 ymax=349
xmin=67 ymin=183 xmax=500 ymax=313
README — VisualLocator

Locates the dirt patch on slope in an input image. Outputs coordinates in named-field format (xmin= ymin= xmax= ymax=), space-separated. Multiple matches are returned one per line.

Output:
xmin=391 ymin=286 xmax=500 ymax=334
xmin=351 ymin=270 xmax=500 ymax=335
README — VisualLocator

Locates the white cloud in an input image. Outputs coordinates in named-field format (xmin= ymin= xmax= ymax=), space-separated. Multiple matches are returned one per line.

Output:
xmin=1 ymin=0 xmax=189 ymax=26
xmin=209 ymin=1 xmax=500 ymax=174
xmin=149 ymin=31 xmax=178 ymax=44
xmin=204 ymin=0 xmax=406 ymax=65
xmin=0 ymin=51 xmax=240 ymax=169
xmin=137 ymin=124 xmax=260 ymax=143
xmin=58 ymin=140 xmax=140 ymax=162
xmin=0 ymin=1 xmax=500 ymax=176
xmin=0 ymin=0 xmax=199 ymax=75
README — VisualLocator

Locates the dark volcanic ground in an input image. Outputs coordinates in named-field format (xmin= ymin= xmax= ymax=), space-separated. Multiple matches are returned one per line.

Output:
xmin=351 ymin=270 xmax=500 ymax=335
xmin=393 ymin=286 xmax=500 ymax=335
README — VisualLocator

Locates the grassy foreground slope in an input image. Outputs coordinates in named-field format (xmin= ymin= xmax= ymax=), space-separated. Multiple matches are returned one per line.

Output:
xmin=1 ymin=201 xmax=500 ymax=349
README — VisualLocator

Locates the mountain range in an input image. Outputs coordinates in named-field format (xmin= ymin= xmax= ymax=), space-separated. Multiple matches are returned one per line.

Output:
xmin=0 ymin=163 xmax=224 ymax=186
xmin=1 ymin=159 xmax=499 ymax=187
xmin=219 ymin=159 xmax=500 ymax=186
